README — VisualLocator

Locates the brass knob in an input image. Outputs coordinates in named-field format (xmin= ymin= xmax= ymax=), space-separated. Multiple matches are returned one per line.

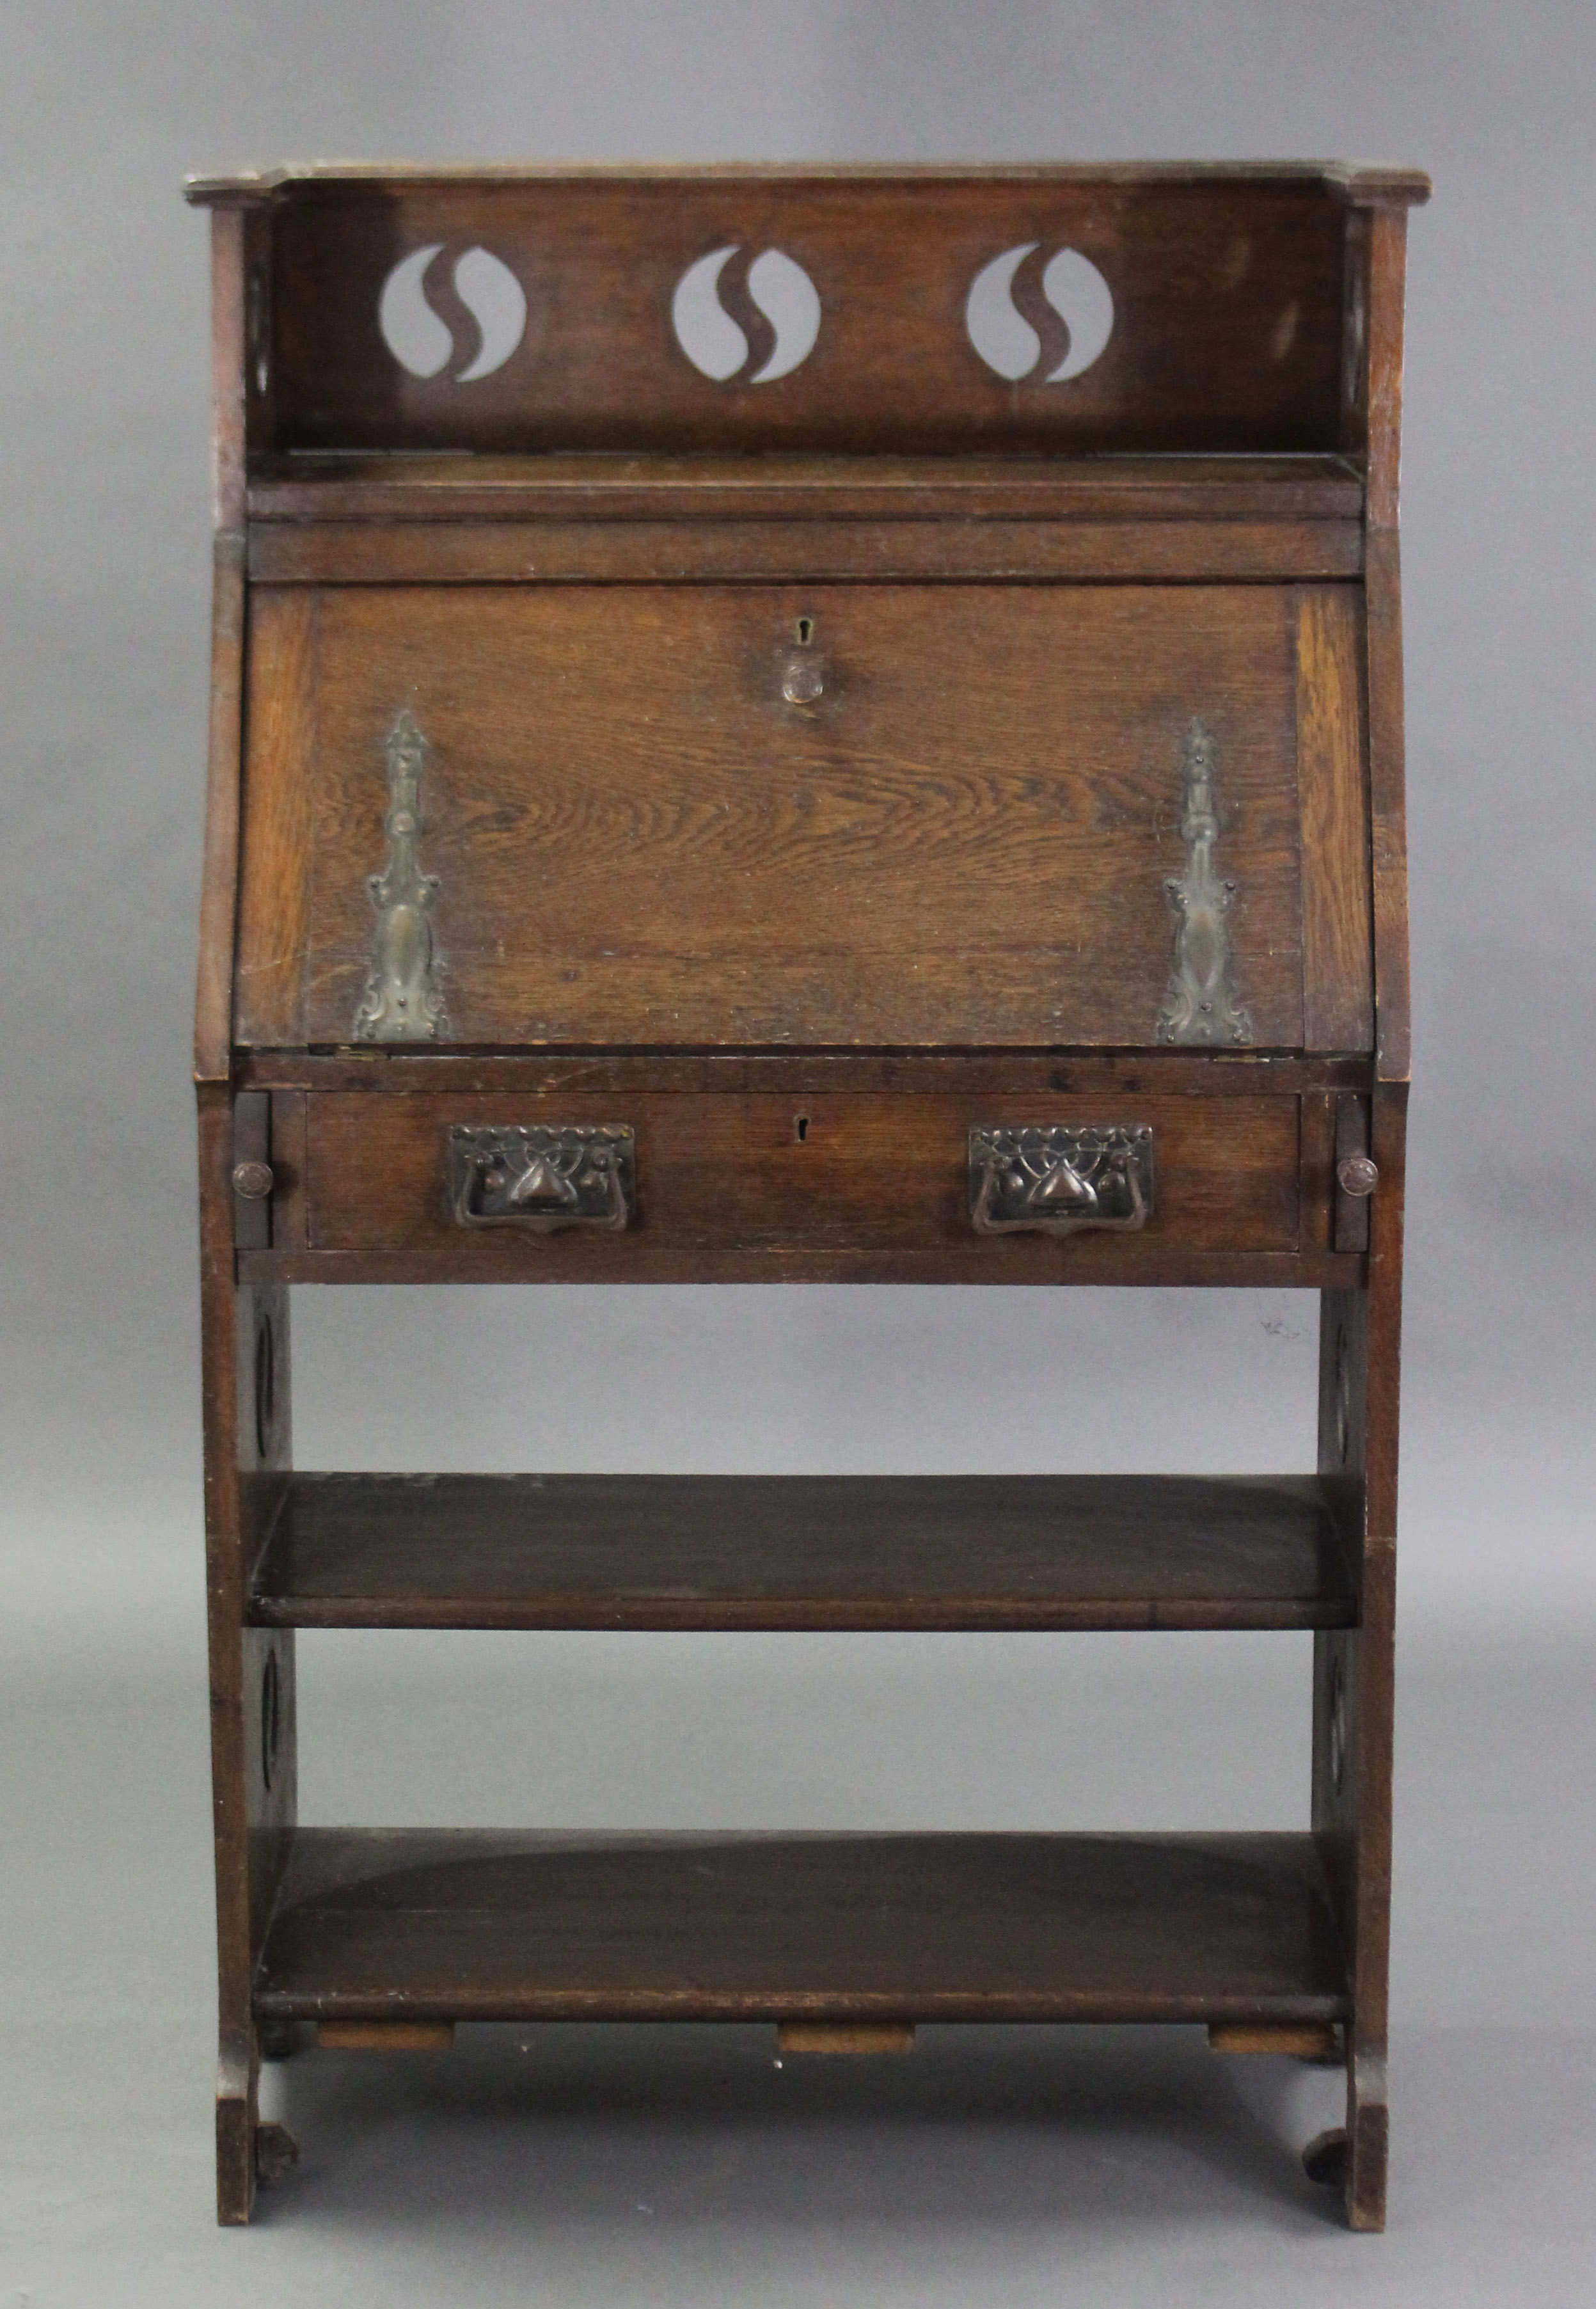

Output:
xmin=1336 ymin=1154 xmax=1379 ymax=1198
xmin=781 ymin=655 xmax=825 ymax=705
xmin=232 ymin=1160 xmax=274 ymax=1200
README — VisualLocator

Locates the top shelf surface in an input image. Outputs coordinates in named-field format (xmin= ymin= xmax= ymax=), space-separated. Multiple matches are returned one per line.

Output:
xmin=189 ymin=161 xmax=1432 ymax=203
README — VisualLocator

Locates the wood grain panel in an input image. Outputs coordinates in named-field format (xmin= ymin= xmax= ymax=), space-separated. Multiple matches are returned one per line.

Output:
xmin=255 ymin=1829 xmax=1348 ymax=2025
xmin=276 ymin=583 xmax=1304 ymax=1051
xmin=1296 ymin=586 xmax=1372 ymax=1051
xmin=249 ymin=1049 xmax=1369 ymax=1098
xmin=195 ymin=540 xmax=246 ymax=1082
xmin=301 ymin=1090 xmax=1300 ymax=1258
xmin=1366 ymin=533 xmax=1412 ymax=1081
xmin=248 ymin=450 xmax=1366 ymax=525
xmin=235 ymin=589 xmax=318 ymax=1045
xmin=242 ymin=1245 xmax=1358 ymax=1289
xmin=248 ymin=518 xmax=1361 ymax=587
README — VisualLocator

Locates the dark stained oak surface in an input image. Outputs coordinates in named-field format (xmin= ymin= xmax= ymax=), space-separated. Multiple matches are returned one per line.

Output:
xmin=216 ymin=173 xmax=1367 ymax=458
xmin=294 ymin=1088 xmax=1302 ymax=1261
xmin=246 ymin=515 xmax=1363 ymax=587
xmin=242 ymin=1246 xmax=1363 ymax=1289
xmin=248 ymin=450 xmax=1367 ymax=526
xmin=237 ymin=582 xmax=1316 ymax=1052
xmin=255 ymin=1829 xmax=1349 ymax=2024
xmin=249 ymin=1472 xmax=1355 ymax=1631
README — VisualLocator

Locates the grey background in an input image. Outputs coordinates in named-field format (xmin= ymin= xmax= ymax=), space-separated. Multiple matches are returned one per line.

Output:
xmin=2 ymin=1 xmax=1593 ymax=2299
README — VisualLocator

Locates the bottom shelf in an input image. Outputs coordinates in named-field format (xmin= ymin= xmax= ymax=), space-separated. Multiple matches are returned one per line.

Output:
xmin=255 ymin=1830 xmax=1347 ymax=2027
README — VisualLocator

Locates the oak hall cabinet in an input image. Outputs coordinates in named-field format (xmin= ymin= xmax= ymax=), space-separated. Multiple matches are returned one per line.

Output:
xmin=186 ymin=161 xmax=1426 ymax=2226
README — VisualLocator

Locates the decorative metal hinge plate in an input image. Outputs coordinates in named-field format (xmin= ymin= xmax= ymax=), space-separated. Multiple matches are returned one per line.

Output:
xmin=1157 ymin=717 xmax=1252 ymax=1047
xmin=354 ymin=710 xmax=449 ymax=1043
xmin=447 ymin=1125 xmax=635 ymax=1234
xmin=969 ymin=1125 xmax=1155 ymax=1237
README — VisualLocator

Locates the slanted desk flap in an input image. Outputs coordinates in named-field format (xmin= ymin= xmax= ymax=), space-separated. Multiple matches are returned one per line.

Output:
xmin=236 ymin=581 xmax=1370 ymax=1053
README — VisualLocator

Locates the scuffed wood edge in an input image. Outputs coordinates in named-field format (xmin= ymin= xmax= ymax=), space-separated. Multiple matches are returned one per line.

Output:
xmin=184 ymin=159 xmax=1432 ymax=202
xmin=1296 ymin=586 xmax=1374 ymax=1052
xmin=194 ymin=204 xmax=248 ymax=1084
xmin=1344 ymin=1079 xmax=1406 ymax=2229
xmin=1364 ymin=207 xmax=1412 ymax=534
xmin=1365 ymin=533 xmax=1410 ymax=1082
xmin=195 ymin=541 xmax=246 ymax=1082
xmin=1359 ymin=199 xmax=1416 ymax=1083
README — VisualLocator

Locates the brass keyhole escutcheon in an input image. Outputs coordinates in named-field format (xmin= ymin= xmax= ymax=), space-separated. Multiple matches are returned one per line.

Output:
xmin=782 ymin=614 xmax=824 ymax=705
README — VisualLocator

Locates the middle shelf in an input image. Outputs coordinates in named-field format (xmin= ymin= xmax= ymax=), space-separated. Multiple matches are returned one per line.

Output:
xmin=249 ymin=1472 xmax=1357 ymax=1633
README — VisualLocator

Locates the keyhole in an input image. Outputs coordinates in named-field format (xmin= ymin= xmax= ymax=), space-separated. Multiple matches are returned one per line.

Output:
xmin=794 ymin=616 xmax=814 ymax=647
xmin=794 ymin=1114 xmax=810 ymax=1143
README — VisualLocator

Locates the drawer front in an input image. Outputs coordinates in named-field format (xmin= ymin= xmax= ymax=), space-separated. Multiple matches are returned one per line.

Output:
xmin=236 ymin=582 xmax=1370 ymax=1055
xmin=294 ymin=1092 xmax=1300 ymax=1264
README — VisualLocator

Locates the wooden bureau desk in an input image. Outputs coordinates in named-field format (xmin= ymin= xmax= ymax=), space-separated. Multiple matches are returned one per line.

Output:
xmin=186 ymin=161 xmax=1427 ymax=2227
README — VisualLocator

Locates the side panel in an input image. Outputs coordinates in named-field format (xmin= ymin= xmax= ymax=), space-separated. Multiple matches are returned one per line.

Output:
xmin=234 ymin=590 xmax=319 ymax=1049
xmin=200 ymin=1088 xmax=296 ymax=2223
xmin=1295 ymin=586 xmax=1373 ymax=1052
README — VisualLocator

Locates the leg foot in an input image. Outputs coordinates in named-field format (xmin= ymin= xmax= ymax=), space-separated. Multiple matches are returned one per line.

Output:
xmin=1345 ymin=2051 xmax=1389 ymax=2230
xmin=255 ymin=2120 xmax=301 ymax=2186
xmin=216 ymin=2042 xmax=258 ymax=2225
xmin=1345 ymin=2093 xmax=1389 ymax=2230
xmin=1302 ymin=2127 xmax=1348 ymax=2188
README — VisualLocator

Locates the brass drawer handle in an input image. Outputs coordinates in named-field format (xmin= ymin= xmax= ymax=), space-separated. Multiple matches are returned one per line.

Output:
xmin=970 ymin=1126 xmax=1154 ymax=1237
xmin=448 ymin=1125 xmax=634 ymax=1234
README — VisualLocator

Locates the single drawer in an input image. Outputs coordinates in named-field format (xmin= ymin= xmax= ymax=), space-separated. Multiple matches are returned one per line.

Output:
xmin=290 ymin=1091 xmax=1300 ymax=1267
xmin=236 ymin=580 xmax=1370 ymax=1056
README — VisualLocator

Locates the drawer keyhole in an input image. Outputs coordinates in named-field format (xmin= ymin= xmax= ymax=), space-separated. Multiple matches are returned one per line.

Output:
xmin=782 ymin=616 xmax=825 ymax=706
xmin=794 ymin=1114 xmax=810 ymax=1143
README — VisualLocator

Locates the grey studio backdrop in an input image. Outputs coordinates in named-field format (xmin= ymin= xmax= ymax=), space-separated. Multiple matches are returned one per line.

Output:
xmin=3 ymin=4 xmax=1593 ymax=2303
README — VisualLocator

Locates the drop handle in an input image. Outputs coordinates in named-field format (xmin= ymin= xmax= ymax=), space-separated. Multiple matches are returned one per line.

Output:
xmin=446 ymin=1125 xmax=635 ymax=1234
xmin=969 ymin=1127 xmax=1155 ymax=1237
xmin=1336 ymin=1154 xmax=1379 ymax=1198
